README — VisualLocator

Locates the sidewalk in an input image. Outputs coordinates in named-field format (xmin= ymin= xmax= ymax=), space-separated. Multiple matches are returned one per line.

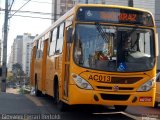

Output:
xmin=6 ymin=88 xmax=19 ymax=94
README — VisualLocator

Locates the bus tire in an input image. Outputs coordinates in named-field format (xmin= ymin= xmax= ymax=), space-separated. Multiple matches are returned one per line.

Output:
xmin=114 ymin=105 xmax=127 ymax=111
xmin=154 ymin=101 xmax=159 ymax=108
xmin=35 ymin=80 xmax=41 ymax=97
xmin=54 ymin=81 xmax=68 ymax=112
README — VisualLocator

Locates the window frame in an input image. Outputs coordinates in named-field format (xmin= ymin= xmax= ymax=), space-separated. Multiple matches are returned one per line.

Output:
xmin=36 ymin=39 xmax=42 ymax=59
xmin=40 ymin=40 xmax=44 ymax=58
xmin=55 ymin=22 xmax=65 ymax=54
xmin=49 ymin=27 xmax=58 ymax=56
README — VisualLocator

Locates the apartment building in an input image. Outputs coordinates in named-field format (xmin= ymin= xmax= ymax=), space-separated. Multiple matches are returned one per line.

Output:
xmin=22 ymin=33 xmax=34 ymax=76
xmin=8 ymin=33 xmax=35 ymax=76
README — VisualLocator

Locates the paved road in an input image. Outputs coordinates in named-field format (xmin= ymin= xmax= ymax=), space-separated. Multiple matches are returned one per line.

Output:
xmin=0 ymin=88 xmax=159 ymax=120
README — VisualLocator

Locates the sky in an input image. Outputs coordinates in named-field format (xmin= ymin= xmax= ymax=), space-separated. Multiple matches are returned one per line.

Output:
xmin=0 ymin=0 xmax=52 ymax=61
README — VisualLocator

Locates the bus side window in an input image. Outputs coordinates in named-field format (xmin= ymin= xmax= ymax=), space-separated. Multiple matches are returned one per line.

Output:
xmin=49 ymin=27 xmax=57 ymax=56
xmin=36 ymin=39 xmax=41 ymax=59
xmin=56 ymin=23 xmax=65 ymax=54
xmin=40 ymin=41 xmax=44 ymax=58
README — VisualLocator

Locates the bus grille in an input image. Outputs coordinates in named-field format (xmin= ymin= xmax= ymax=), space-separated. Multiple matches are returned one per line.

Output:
xmin=100 ymin=94 xmax=130 ymax=101
xmin=111 ymin=77 xmax=142 ymax=84
xmin=97 ymin=86 xmax=134 ymax=91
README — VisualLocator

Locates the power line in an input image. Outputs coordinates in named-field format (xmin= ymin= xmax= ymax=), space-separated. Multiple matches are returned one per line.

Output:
xmin=1 ymin=9 xmax=52 ymax=15
xmin=9 ymin=14 xmax=53 ymax=20
xmin=11 ymin=10 xmax=51 ymax=15
xmin=1 ymin=11 xmax=62 ymax=20
xmin=23 ymin=0 xmax=52 ymax=4
xmin=24 ymin=0 xmax=75 ymax=6
xmin=9 ymin=0 xmax=31 ymax=19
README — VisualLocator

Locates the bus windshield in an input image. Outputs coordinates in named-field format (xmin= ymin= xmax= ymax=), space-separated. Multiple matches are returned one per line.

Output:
xmin=74 ymin=24 xmax=155 ymax=72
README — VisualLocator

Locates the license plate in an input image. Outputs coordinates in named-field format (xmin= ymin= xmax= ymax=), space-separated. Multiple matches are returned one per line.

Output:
xmin=139 ymin=97 xmax=152 ymax=102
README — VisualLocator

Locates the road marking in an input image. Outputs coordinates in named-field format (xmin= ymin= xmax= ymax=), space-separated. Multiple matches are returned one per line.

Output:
xmin=93 ymin=111 xmax=122 ymax=115
xmin=122 ymin=112 xmax=141 ymax=120
xmin=93 ymin=111 xmax=140 ymax=120
xmin=25 ymin=94 xmax=43 ymax=107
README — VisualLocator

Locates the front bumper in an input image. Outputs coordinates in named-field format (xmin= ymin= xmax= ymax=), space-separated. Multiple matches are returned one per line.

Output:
xmin=68 ymin=84 xmax=156 ymax=107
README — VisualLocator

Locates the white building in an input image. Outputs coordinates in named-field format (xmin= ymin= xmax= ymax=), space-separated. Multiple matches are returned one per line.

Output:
xmin=8 ymin=33 xmax=35 ymax=76
xmin=22 ymin=33 xmax=34 ymax=76
xmin=8 ymin=41 xmax=17 ymax=71
xmin=8 ymin=35 xmax=23 ymax=71
xmin=15 ymin=35 xmax=23 ymax=65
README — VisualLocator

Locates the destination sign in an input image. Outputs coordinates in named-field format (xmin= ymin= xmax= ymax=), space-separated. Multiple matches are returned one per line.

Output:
xmin=99 ymin=11 xmax=137 ymax=22
xmin=76 ymin=7 xmax=153 ymax=26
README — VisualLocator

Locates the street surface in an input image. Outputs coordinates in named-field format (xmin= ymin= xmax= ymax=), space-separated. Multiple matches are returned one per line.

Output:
xmin=0 ymin=88 xmax=159 ymax=120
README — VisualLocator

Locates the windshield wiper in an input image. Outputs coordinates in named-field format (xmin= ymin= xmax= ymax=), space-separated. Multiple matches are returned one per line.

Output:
xmin=95 ymin=22 xmax=109 ymax=43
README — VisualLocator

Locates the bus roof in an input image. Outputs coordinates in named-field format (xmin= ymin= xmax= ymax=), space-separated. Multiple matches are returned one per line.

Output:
xmin=76 ymin=4 xmax=153 ymax=14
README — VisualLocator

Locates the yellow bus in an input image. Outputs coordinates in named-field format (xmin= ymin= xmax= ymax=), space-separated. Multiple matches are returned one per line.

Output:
xmin=30 ymin=4 xmax=158 ymax=111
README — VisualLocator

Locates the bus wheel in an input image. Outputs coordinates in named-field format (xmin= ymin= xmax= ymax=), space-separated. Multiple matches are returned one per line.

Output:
xmin=114 ymin=105 xmax=127 ymax=111
xmin=154 ymin=102 xmax=159 ymax=108
xmin=35 ymin=80 xmax=41 ymax=97
xmin=54 ymin=83 xmax=68 ymax=112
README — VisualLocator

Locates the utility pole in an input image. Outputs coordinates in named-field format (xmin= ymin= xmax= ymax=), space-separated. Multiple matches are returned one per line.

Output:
xmin=86 ymin=0 xmax=88 ymax=4
xmin=54 ymin=0 xmax=57 ymax=22
xmin=1 ymin=0 xmax=9 ymax=92
xmin=128 ymin=0 xmax=134 ymax=7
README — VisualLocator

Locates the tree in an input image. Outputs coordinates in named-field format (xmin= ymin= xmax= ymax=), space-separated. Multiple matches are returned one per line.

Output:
xmin=7 ymin=75 xmax=14 ymax=81
xmin=12 ymin=63 xmax=25 ymax=85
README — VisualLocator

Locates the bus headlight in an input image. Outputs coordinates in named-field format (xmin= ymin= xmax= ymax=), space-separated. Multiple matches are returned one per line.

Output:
xmin=72 ymin=73 xmax=93 ymax=90
xmin=137 ymin=78 xmax=155 ymax=92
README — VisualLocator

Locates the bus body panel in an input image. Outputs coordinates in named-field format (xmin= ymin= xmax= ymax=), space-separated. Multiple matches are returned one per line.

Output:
xmin=156 ymin=82 xmax=160 ymax=102
xmin=41 ymin=40 xmax=48 ymax=92
xmin=34 ymin=40 xmax=48 ymax=92
xmin=45 ymin=56 xmax=54 ymax=96
xmin=30 ymin=46 xmax=36 ymax=86
xmin=45 ymin=54 xmax=63 ymax=96
xmin=34 ymin=58 xmax=42 ymax=90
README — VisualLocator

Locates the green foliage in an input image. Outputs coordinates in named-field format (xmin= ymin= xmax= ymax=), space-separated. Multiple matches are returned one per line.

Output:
xmin=12 ymin=63 xmax=24 ymax=76
xmin=12 ymin=63 xmax=25 ymax=83
xmin=19 ymin=88 xmax=30 ymax=94
xmin=7 ymin=75 xmax=13 ymax=81
xmin=12 ymin=63 xmax=23 ymax=74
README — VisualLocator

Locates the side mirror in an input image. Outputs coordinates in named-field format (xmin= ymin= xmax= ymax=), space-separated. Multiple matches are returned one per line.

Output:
xmin=66 ymin=28 xmax=73 ymax=43
xmin=156 ymin=33 xmax=159 ymax=56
